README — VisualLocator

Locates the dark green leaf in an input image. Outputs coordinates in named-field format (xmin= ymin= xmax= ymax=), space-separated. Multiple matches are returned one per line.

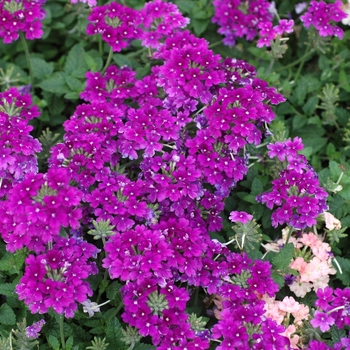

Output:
xmin=64 ymin=44 xmax=87 ymax=74
xmin=39 ymin=72 xmax=69 ymax=95
xmin=105 ymin=318 xmax=125 ymax=350
xmin=48 ymin=335 xmax=60 ymax=350
xmin=0 ymin=304 xmax=16 ymax=325
xmin=334 ymin=257 xmax=350 ymax=286
xmin=31 ymin=57 xmax=54 ymax=81
xmin=272 ymin=243 xmax=294 ymax=271
xmin=191 ymin=17 xmax=210 ymax=36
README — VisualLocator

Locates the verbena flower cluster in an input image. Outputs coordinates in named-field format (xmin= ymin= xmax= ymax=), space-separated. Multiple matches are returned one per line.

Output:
xmin=311 ymin=286 xmax=350 ymax=332
xmin=212 ymin=0 xmax=273 ymax=46
xmin=0 ymin=87 xmax=41 ymax=197
xmin=257 ymin=137 xmax=328 ymax=229
xmin=70 ymin=0 xmax=96 ymax=7
xmin=300 ymin=0 xmax=347 ymax=39
xmin=0 ymin=0 xmax=340 ymax=348
xmin=213 ymin=0 xmax=347 ymax=47
xmin=0 ymin=0 xmax=46 ymax=44
xmin=16 ymin=236 xmax=98 ymax=317
xmin=86 ymin=0 xmax=188 ymax=52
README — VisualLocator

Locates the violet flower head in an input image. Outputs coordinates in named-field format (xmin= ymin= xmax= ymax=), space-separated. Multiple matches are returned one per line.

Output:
xmin=86 ymin=2 xmax=141 ymax=52
xmin=212 ymin=0 xmax=273 ymax=46
xmin=0 ymin=0 xmax=46 ymax=43
xmin=300 ymin=0 xmax=347 ymax=39
xmin=310 ymin=310 xmax=335 ymax=332
xmin=0 ymin=87 xmax=42 ymax=197
xmin=26 ymin=319 xmax=45 ymax=339
xmin=70 ymin=0 xmax=97 ymax=7
xmin=139 ymin=0 xmax=189 ymax=49
xmin=257 ymin=137 xmax=328 ymax=229
xmin=229 ymin=210 xmax=252 ymax=224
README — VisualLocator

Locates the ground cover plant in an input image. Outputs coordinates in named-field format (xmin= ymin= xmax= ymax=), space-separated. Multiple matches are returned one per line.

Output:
xmin=1 ymin=0 xmax=350 ymax=349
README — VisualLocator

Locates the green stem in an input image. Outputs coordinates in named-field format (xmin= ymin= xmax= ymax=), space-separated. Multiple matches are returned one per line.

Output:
xmin=194 ymin=287 xmax=199 ymax=307
xmin=208 ymin=40 xmax=222 ymax=49
xmin=127 ymin=47 xmax=146 ymax=58
xmin=265 ymin=59 xmax=275 ymax=77
xmin=98 ymin=36 xmax=103 ymax=56
xmin=59 ymin=316 xmax=66 ymax=350
xmin=293 ymin=55 xmax=306 ymax=83
xmin=275 ymin=50 xmax=313 ymax=72
xmin=285 ymin=226 xmax=293 ymax=246
xmin=106 ymin=302 xmax=124 ymax=323
xmin=102 ymin=47 xmax=114 ymax=75
xmin=20 ymin=32 xmax=33 ymax=88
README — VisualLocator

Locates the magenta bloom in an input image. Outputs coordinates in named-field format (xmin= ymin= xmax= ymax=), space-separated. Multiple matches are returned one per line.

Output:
xmin=229 ymin=211 xmax=253 ymax=224
xmin=310 ymin=310 xmax=335 ymax=332
xmin=0 ymin=0 xmax=46 ymax=44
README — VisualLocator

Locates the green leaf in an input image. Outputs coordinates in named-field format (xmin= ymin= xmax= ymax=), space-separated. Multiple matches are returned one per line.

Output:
xmin=113 ymin=54 xmax=135 ymax=68
xmin=31 ymin=57 xmax=54 ymax=81
xmin=302 ymin=95 xmax=318 ymax=115
xmin=192 ymin=19 xmax=209 ymax=36
xmin=0 ymin=284 xmax=15 ymax=297
xmin=174 ymin=0 xmax=193 ymax=13
xmin=0 ymin=304 xmax=16 ymax=325
xmin=272 ymin=243 xmax=294 ymax=271
xmin=251 ymin=178 xmax=263 ymax=196
xmin=64 ymin=44 xmax=87 ymax=74
xmin=66 ymin=336 xmax=74 ymax=350
xmin=84 ymin=53 xmax=97 ymax=71
xmin=48 ymin=335 xmax=61 ymax=350
xmin=334 ymin=257 xmax=350 ymax=286
xmin=271 ymin=271 xmax=285 ymax=289
xmin=39 ymin=72 xmax=69 ymax=95
xmin=65 ymin=75 xmax=84 ymax=93
xmin=105 ymin=318 xmax=125 ymax=350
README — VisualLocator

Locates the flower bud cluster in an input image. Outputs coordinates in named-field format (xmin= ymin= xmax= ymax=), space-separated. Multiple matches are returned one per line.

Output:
xmin=0 ymin=0 xmax=46 ymax=44
xmin=0 ymin=87 xmax=41 ymax=197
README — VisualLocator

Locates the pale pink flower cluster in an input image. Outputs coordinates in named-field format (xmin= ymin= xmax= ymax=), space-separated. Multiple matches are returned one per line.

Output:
xmin=289 ymin=232 xmax=336 ymax=297
xmin=262 ymin=295 xmax=309 ymax=349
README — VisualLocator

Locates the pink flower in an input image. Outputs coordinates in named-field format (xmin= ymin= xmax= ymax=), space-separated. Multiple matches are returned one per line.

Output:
xmin=229 ymin=211 xmax=252 ymax=224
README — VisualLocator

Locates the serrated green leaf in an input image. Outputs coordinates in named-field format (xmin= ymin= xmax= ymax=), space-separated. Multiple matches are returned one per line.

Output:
xmin=105 ymin=318 xmax=125 ymax=350
xmin=331 ymin=325 xmax=346 ymax=343
xmin=173 ymin=0 xmax=194 ymax=13
xmin=271 ymin=271 xmax=285 ymax=289
xmin=333 ymin=257 xmax=350 ymax=286
xmin=66 ymin=336 xmax=74 ymax=350
xmin=48 ymin=335 xmax=60 ymax=350
xmin=39 ymin=72 xmax=69 ymax=94
xmin=106 ymin=281 xmax=122 ymax=302
xmin=272 ymin=243 xmax=294 ymax=271
xmin=113 ymin=54 xmax=134 ymax=68
xmin=339 ymin=183 xmax=350 ymax=200
xmin=0 ymin=304 xmax=15 ymax=325
xmin=0 ymin=284 xmax=15 ymax=297
xmin=64 ymin=44 xmax=87 ymax=74
xmin=302 ymin=95 xmax=318 ymax=115
xmin=84 ymin=53 xmax=97 ymax=71
xmin=329 ymin=160 xmax=342 ymax=181
xmin=192 ymin=19 xmax=209 ymax=36
xmin=65 ymin=75 xmax=83 ymax=93
xmin=251 ymin=178 xmax=263 ymax=196
xmin=31 ymin=57 xmax=54 ymax=81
